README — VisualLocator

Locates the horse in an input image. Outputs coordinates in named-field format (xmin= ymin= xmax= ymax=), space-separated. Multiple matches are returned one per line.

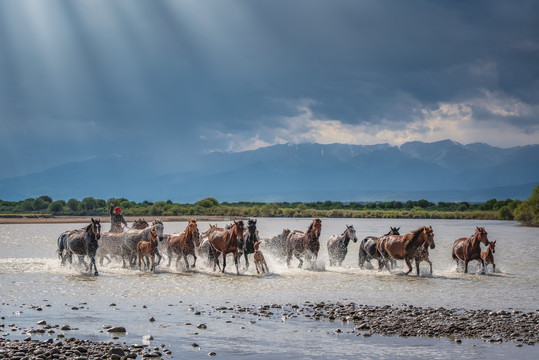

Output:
xmin=208 ymin=220 xmax=245 ymax=274
xmin=253 ymin=241 xmax=269 ymax=275
xmin=264 ymin=229 xmax=291 ymax=259
xmin=57 ymin=219 xmax=101 ymax=275
xmin=326 ymin=224 xmax=358 ymax=266
xmin=481 ymin=240 xmax=496 ymax=272
xmin=97 ymin=218 xmax=149 ymax=266
xmin=411 ymin=232 xmax=435 ymax=276
xmin=451 ymin=227 xmax=489 ymax=273
xmin=376 ymin=226 xmax=435 ymax=275
xmin=137 ymin=225 xmax=161 ymax=272
xmin=238 ymin=219 xmax=259 ymax=269
xmin=358 ymin=227 xmax=400 ymax=269
xmin=195 ymin=224 xmax=219 ymax=266
xmin=166 ymin=219 xmax=200 ymax=269
xmin=121 ymin=220 xmax=164 ymax=268
xmin=286 ymin=219 xmax=322 ymax=268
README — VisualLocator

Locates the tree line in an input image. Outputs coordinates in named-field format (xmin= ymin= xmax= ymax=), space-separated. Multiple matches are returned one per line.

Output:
xmin=1 ymin=188 xmax=536 ymax=225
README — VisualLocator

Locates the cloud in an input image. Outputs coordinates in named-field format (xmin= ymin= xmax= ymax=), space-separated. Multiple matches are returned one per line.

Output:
xmin=216 ymin=92 xmax=539 ymax=151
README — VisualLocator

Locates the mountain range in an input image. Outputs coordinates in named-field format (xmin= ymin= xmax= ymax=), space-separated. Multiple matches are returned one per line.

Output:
xmin=0 ymin=140 xmax=537 ymax=203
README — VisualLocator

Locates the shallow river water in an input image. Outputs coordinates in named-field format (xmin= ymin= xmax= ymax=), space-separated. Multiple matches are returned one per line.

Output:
xmin=0 ymin=218 xmax=537 ymax=359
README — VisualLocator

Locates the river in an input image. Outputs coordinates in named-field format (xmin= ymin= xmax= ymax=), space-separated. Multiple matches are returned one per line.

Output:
xmin=0 ymin=218 xmax=537 ymax=359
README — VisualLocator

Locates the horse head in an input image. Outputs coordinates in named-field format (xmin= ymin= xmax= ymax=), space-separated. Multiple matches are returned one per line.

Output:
xmin=309 ymin=219 xmax=322 ymax=239
xmin=423 ymin=226 xmax=435 ymax=249
xmin=232 ymin=220 xmax=245 ymax=241
xmin=254 ymin=240 xmax=260 ymax=251
xmin=134 ymin=218 xmax=149 ymax=229
xmin=390 ymin=227 xmax=400 ymax=235
xmin=152 ymin=219 xmax=164 ymax=241
xmin=90 ymin=218 xmax=101 ymax=240
xmin=475 ymin=227 xmax=489 ymax=246
xmin=346 ymin=224 xmax=358 ymax=243
xmin=187 ymin=219 xmax=199 ymax=242
xmin=489 ymin=240 xmax=496 ymax=253
xmin=247 ymin=219 xmax=257 ymax=237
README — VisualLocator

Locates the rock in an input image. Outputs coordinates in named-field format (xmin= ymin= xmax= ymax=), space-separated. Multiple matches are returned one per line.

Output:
xmin=107 ymin=326 xmax=127 ymax=333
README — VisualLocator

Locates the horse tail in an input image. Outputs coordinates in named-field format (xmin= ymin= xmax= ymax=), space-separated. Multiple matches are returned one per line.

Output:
xmin=57 ymin=233 xmax=67 ymax=260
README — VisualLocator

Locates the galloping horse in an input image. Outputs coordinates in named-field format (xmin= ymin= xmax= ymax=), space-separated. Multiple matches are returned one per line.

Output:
xmin=137 ymin=226 xmax=161 ymax=272
xmin=326 ymin=224 xmax=357 ymax=266
xmin=358 ymin=227 xmax=400 ymax=269
xmin=286 ymin=219 xmax=322 ymax=268
xmin=166 ymin=219 xmax=200 ymax=269
xmin=264 ymin=229 xmax=291 ymax=259
xmin=57 ymin=219 xmax=101 ymax=275
xmin=451 ymin=227 xmax=489 ymax=273
xmin=97 ymin=218 xmax=149 ymax=265
xmin=121 ymin=220 xmax=164 ymax=268
xmin=208 ymin=220 xmax=245 ymax=274
xmin=377 ymin=226 xmax=435 ymax=275
xmin=238 ymin=219 xmax=259 ymax=269
xmin=481 ymin=240 xmax=496 ymax=272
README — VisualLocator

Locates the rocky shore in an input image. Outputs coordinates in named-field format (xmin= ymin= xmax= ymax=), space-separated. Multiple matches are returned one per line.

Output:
xmin=1 ymin=302 xmax=536 ymax=359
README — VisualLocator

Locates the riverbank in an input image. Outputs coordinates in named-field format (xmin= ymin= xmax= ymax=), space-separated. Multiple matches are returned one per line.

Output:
xmin=0 ymin=215 xmax=238 ymax=225
xmin=1 ymin=301 xmax=536 ymax=359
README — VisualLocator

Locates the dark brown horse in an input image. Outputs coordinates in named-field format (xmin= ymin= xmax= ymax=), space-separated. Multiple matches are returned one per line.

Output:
xmin=377 ymin=226 xmax=435 ymax=275
xmin=451 ymin=227 xmax=489 ymax=273
xmin=166 ymin=218 xmax=200 ymax=269
xmin=57 ymin=219 xmax=102 ymax=276
xmin=264 ymin=229 xmax=291 ymax=259
xmin=412 ymin=232 xmax=435 ymax=276
xmin=358 ymin=227 xmax=400 ymax=269
xmin=481 ymin=240 xmax=496 ymax=272
xmin=208 ymin=220 xmax=245 ymax=274
xmin=238 ymin=219 xmax=259 ymax=269
xmin=286 ymin=219 xmax=322 ymax=268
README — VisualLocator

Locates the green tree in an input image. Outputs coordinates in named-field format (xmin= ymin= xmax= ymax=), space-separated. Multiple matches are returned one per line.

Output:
xmin=195 ymin=197 xmax=219 ymax=208
xmin=48 ymin=200 xmax=66 ymax=215
xmin=67 ymin=198 xmax=80 ymax=213
xmin=514 ymin=185 xmax=539 ymax=226
xmin=498 ymin=206 xmax=513 ymax=220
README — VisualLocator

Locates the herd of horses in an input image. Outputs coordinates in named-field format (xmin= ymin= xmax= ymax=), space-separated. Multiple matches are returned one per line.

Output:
xmin=56 ymin=218 xmax=497 ymax=277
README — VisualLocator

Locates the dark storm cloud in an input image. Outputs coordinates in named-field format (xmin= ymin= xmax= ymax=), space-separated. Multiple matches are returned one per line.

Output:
xmin=0 ymin=0 xmax=538 ymax=178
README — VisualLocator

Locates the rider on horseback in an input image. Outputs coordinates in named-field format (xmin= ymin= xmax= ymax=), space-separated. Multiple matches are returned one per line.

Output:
xmin=110 ymin=203 xmax=127 ymax=233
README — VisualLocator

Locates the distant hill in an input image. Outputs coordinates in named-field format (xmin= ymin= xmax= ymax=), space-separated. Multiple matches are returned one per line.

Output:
xmin=0 ymin=140 xmax=537 ymax=203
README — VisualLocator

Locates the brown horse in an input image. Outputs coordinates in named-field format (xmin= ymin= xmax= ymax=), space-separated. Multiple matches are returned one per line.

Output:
xmin=480 ymin=240 xmax=496 ymax=272
xmin=208 ymin=220 xmax=245 ymax=274
xmin=137 ymin=226 xmax=160 ymax=272
xmin=166 ymin=219 xmax=200 ymax=269
xmin=451 ymin=227 xmax=489 ymax=273
xmin=253 ymin=241 xmax=269 ymax=275
xmin=412 ymin=234 xmax=434 ymax=276
xmin=286 ymin=219 xmax=322 ymax=268
xmin=377 ymin=226 xmax=435 ymax=275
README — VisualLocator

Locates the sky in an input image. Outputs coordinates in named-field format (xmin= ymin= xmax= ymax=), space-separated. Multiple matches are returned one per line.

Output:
xmin=1 ymin=0 xmax=538 ymax=179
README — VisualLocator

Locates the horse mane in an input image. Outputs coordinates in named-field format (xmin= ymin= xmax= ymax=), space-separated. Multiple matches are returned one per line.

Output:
xmin=404 ymin=227 xmax=425 ymax=252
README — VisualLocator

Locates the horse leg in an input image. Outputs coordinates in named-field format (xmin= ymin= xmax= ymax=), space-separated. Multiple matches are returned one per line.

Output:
xmin=263 ymin=259 xmax=269 ymax=274
xmin=192 ymin=253 xmax=197 ymax=268
xmin=234 ymin=252 xmax=239 ymax=275
xmin=426 ymin=259 xmax=433 ymax=276
xmin=183 ymin=254 xmax=190 ymax=269
xmin=295 ymin=254 xmax=303 ymax=269
xmin=167 ymin=247 xmax=173 ymax=267
xmin=90 ymin=256 xmax=98 ymax=276
xmin=221 ymin=253 xmax=227 ymax=274
xmin=404 ymin=258 xmax=413 ymax=275
xmin=464 ymin=260 xmax=469 ymax=274
xmin=415 ymin=259 xmax=421 ymax=276
xmin=155 ymin=249 xmax=162 ymax=267
xmin=150 ymin=254 xmax=155 ymax=272
xmin=480 ymin=258 xmax=486 ymax=274
xmin=138 ymin=253 xmax=143 ymax=271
